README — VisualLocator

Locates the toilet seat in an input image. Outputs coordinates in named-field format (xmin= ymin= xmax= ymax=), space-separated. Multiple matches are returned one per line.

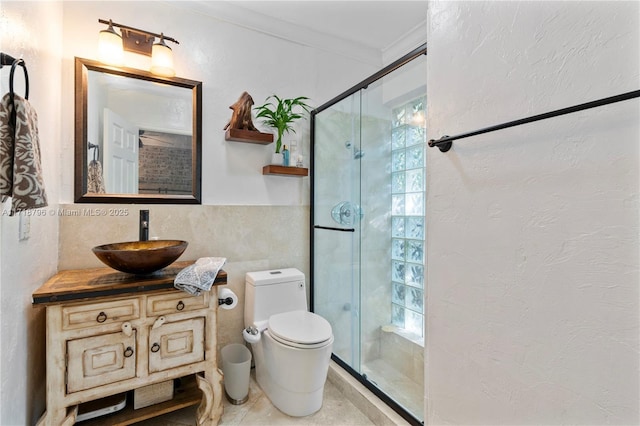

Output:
xmin=268 ymin=310 xmax=332 ymax=349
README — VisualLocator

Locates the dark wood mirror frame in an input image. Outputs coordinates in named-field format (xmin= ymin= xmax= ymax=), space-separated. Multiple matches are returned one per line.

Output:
xmin=74 ymin=57 xmax=202 ymax=204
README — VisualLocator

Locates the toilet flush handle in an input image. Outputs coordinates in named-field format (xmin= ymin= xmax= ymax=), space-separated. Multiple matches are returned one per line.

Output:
xmin=243 ymin=326 xmax=261 ymax=344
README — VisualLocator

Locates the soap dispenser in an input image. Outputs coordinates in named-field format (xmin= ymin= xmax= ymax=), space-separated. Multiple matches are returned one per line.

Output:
xmin=282 ymin=145 xmax=290 ymax=166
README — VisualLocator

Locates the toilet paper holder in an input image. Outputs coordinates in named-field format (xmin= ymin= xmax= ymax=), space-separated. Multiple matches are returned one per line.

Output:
xmin=218 ymin=297 xmax=233 ymax=306
xmin=217 ymin=287 xmax=238 ymax=309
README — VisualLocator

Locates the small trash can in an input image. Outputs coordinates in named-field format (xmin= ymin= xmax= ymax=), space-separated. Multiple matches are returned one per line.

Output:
xmin=221 ymin=343 xmax=252 ymax=404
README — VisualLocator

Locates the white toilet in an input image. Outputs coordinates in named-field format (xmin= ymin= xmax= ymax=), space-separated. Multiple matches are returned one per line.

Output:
xmin=243 ymin=268 xmax=334 ymax=417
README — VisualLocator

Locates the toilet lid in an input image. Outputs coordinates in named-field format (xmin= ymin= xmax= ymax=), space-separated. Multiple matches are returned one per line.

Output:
xmin=268 ymin=310 xmax=332 ymax=346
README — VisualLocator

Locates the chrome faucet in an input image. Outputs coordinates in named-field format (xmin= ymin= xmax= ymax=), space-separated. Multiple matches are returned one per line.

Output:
xmin=139 ymin=210 xmax=149 ymax=241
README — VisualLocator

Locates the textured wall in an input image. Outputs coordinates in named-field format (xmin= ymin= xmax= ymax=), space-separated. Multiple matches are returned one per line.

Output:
xmin=426 ymin=1 xmax=639 ymax=424
xmin=0 ymin=2 xmax=62 ymax=425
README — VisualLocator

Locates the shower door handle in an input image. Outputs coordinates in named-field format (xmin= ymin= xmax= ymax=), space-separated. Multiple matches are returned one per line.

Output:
xmin=331 ymin=201 xmax=362 ymax=226
xmin=314 ymin=225 xmax=355 ymax=232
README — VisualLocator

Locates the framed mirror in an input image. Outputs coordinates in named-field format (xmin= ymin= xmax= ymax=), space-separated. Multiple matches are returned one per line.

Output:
xmin=74 ymin=57 xmax=202 ymax=203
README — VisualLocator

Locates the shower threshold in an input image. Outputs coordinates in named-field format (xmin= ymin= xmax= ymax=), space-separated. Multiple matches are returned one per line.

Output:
xmin=327 ymin=361 xmax=417 ymax=425
xmin=328 ymin=358 xmax=423 ymax=425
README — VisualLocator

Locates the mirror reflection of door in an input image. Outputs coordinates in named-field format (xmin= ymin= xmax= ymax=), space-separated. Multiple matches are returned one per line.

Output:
xmin=75 ymin=57 xmax=203 ymax=203
xmin=103 ymin=108 xmax=139 ymax=194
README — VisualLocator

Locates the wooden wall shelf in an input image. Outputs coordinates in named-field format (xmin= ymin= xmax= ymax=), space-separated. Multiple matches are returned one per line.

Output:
xmin=262 ymin=165 xmax=309 ymax=177
xmin=225 ymin=128 xmax=273 ymax=144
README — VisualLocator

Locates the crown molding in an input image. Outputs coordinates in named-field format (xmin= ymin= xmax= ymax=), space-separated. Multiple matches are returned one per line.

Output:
xmin=382 ymin=19 xmax=427 ymax=65
xmin=181 ymin=1 xmax=383 ymax=66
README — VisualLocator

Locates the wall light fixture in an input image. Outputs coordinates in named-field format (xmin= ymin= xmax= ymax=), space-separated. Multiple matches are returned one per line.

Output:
xmin=97 ymin=18 xmax=179 ymax=76
xmin=98 ymin=20 xmax=124 ymax=66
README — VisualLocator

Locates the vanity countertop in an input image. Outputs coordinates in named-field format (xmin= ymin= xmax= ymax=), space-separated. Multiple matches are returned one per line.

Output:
xmin=32 ymin=261 xmax=227 ymax=305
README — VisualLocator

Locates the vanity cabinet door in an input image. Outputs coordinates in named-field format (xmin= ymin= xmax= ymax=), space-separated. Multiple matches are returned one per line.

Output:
xmin=148 ymin=317 xmax=205 ymax=373
xmin=146 ymin=292 xmax=208 ymax=315
xmin=66 ymin=330 xmax=137 ymax=393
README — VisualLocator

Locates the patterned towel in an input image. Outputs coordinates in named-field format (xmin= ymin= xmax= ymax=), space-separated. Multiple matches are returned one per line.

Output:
xmin=0 ymin=93 xmax=47 ymax=214
xmin=87 ymin=159 xmax=106 ymax=193
xmin=174 ymin=257 xmax=227 ymax=296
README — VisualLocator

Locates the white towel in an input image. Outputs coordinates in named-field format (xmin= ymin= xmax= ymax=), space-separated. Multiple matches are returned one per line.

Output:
xmin=0 ymin=92 xmax=47 ymax=214
xmin=174 ymin=257 xmax=227 ymax=296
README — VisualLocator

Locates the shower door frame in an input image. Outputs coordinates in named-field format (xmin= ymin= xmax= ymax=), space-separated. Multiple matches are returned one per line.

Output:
xmin=310 ymin=43 xmax=427 ymax=426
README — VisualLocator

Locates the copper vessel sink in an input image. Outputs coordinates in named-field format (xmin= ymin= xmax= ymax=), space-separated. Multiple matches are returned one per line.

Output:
xmin=92 ymin=240 xmax=188 ymax=275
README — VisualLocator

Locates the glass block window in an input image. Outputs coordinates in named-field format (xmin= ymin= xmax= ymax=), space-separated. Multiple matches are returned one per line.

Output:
xmin=390 ymin=96 xmax=426 ymax=338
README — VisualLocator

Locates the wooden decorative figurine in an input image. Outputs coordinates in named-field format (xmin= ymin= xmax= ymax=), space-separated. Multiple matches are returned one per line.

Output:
xmin=223 ymin=92 xmax=274 ymax=144
xmin=224 ymin=91 xmax=258 ymax=131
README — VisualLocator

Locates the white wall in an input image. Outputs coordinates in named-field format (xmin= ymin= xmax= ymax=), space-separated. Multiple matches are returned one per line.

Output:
xmin=426 ymin=1 xmax=639 ymax=424
xmin=0 ymin=2 xmax=62 ymax=425
xmin=60 ymin=1 xmax=378 ymax=206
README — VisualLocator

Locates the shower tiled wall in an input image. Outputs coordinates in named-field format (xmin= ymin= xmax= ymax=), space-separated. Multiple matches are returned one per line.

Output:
xmin=380 ymin=330 xmax=424 ymax=385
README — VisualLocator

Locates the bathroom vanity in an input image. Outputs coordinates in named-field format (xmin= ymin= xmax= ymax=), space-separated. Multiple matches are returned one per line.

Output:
xmin=32 ymin=261 xmax=226 ymax=425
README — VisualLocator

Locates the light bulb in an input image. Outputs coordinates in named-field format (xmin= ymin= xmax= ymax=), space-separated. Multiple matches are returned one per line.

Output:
xmin=98 ymin=21 xmax=123 ymax=66
xmin=150 ymin=36 xmax=175 ymax=77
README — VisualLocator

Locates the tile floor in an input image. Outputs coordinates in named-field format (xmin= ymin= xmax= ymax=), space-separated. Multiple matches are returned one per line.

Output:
xmin=137 ymin=369 xmax=374 ymax=426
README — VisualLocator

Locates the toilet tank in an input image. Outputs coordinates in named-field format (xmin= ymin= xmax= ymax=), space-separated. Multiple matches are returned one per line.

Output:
xmin=245 ymin=268 xmax=307 ymax=327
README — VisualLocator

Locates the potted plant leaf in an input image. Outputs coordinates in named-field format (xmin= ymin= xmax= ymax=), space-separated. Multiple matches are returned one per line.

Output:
xmin=254 ymin=95 xmax=311 ymax=157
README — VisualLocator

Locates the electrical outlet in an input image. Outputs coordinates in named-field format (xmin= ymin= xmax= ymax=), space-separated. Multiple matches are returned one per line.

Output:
xmin=18 ymin=215 xmax=30 ymax=241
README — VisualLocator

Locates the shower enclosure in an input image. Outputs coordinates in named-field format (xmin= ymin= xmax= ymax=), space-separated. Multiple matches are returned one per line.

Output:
xmin=311 ymin=45 xmax=426 ymax=424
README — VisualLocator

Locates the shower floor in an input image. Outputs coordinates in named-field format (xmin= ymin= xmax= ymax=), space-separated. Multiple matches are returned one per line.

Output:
xmin=361 ymin=358 xmax=424 ymax=421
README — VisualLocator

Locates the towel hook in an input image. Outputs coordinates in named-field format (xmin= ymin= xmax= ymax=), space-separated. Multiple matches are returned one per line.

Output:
xmin=2 ymin=53 xmax=30 ymax=100
xmin=9 ymin=58 xmax=29 ymax=100
xmin=0 ymin=52 xmax=18 ymax=68
xmin=1 ymin=52 xmax=29 ymax=129
xmin=88 ymin=142 xmax=99 ymax=162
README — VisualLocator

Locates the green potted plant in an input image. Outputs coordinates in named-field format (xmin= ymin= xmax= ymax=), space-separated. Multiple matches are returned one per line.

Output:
xmin=254 ymin=95 xmax=311 ymax=155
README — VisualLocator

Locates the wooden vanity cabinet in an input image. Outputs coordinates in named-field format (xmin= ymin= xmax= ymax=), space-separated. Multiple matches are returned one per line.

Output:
xmin=32 ymin=261 xmax=227 ymax=426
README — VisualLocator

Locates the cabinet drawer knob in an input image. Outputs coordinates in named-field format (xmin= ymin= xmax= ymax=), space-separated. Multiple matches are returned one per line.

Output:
xmin=123 ymin=346 xmax=134 ymax=358
xmin=176 ymin=301 xmax=185 ymax=311
xmin=96 ymin=312 xmax=107 ymax=323
xmin=151 ymin=343 xmax=160 ymax=353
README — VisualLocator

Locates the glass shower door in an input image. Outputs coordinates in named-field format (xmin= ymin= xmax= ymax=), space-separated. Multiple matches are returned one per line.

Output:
xmin=358 ymin=56 xmax=426 ymax=421
xmin=312 ymin=46 xmax=426 ymax=425
xmin=312 ymin=91 xmax=362 ymax=370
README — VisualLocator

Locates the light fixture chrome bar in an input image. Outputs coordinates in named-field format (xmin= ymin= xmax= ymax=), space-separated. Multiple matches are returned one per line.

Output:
xmin=98 ymin=19 xmax=179 ymax=45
